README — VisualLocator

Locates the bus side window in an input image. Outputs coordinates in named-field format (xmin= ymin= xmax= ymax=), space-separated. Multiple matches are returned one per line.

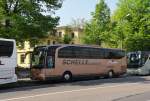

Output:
xmin=108 ymin=52 xmax=113 ymax=59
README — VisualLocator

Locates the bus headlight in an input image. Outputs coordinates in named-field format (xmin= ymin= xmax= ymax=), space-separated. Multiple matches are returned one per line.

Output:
xmin=137 ymin=68 xmax=141 ymax=74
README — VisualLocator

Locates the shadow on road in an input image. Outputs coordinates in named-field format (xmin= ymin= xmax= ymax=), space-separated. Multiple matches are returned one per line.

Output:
xmin=71 ymin=76 xmax=150 ymax=86
xmin=0 ymin=76 xmax=150 ymax=93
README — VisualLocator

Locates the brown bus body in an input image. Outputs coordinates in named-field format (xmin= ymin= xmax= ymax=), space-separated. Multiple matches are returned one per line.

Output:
xmin=31 ymin=45 xmax=127 ymax=81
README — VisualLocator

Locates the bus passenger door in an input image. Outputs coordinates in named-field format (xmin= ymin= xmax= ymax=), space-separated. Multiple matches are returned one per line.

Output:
xmin=47 ymin=56 xmax=55 ymax=69
xmin=43 ymin=55 xmax=55 ymax=78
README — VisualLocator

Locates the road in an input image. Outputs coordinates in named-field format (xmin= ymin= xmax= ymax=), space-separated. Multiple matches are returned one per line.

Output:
xmin=0 ymin=76 xmax=150 ymax=101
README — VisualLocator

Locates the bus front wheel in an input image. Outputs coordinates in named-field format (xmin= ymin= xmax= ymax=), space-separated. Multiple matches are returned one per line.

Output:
xmin=62 ymin=72 xmax=72 ymax=82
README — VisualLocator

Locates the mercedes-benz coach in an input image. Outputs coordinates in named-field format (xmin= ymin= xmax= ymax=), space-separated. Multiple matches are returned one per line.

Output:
xmin=31 ymin=45 xmax=126 ymax=81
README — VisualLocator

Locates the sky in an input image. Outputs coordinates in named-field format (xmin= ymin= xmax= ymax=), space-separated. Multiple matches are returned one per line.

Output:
xmin=56 ymin=0 xmax=119 ymax=26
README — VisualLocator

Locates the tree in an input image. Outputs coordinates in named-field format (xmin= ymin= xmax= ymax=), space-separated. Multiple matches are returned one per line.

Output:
xmin=0 ymin=7 xmax=3 ymax=18
xmin=125 ymin=35 xmax=150 ymax=51
xmin=83 ymin=0 xmax=110 ymax=46
xmin=70 ymin=18 xmax=86 ymax=29
xmin=62 ymin=26 xmax=73 ymax=44
xmin=112 ymin=0 xmax=150 ymax=50
xmin=63 ymin=34 xmax=72 ymax=44
xmin=0 ymin=0 xmax=63 ymax=43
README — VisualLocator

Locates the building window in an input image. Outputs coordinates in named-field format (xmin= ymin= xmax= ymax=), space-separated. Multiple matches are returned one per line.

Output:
xmin=20 ymin=54 xmax=25 ymax=64
xmin=52 ymin=41 xmax=56 ymax=44
xmin=71 ymin=32 xmax=75 ymax=38
xmin=47 ymin=40 xmax=50 ymax=45
xmin=58 ymin=32 xmax=62 ymax=37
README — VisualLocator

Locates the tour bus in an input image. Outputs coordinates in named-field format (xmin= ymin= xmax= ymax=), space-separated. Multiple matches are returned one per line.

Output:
xmin=30 ymin=45 xmax=127 ymax=81
xmin=0 ymin=38 xmax=17 ymax=84
xmin=127 ymin=51 xmax=150 ymax=75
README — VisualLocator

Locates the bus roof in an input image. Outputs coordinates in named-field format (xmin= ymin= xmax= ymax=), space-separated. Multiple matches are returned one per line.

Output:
xmin=0 ymin=38 xmax=15 ymax=42
xmin=128 ymin=51 xmax=150 ymax=55
xmin=37 ymin=44 xmax=124 ymax=51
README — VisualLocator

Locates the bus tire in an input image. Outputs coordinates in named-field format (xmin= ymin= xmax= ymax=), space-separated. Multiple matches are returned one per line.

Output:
xmin=108 ymin=70 xmax=114 ymax=78
xmin=62 ymin=71 xmax=72 ymax=82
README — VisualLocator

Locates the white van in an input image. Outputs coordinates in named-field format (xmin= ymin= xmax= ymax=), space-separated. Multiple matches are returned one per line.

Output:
xmin=0 ymin=38 xmax=17 ymax=84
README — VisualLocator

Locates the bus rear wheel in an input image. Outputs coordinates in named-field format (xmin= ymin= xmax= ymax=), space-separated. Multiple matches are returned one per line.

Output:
xmin=63 ymin=72 xmax=72 ymax=82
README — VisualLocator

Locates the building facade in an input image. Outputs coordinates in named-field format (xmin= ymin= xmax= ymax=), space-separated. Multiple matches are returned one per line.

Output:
xmin=17 ymin=41 xmax=33 ymax=68
xmin=17 ymin=26 xmax=84 ymax=68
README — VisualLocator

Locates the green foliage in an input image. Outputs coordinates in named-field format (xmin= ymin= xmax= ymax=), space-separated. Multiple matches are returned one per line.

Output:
xmin=125 ymin=35 xmax=150 ymax=51
xmin=83 ymin=0 xmax=149 ymax=51
xmin=83 ymin=0 xmax=110 ymax=46
xmin=0 ymin=8 xmax=3 ymax=18
xmin=63 ymin=34 xmax=72 ymax=44
xmin=0 ymin=0 xmax=63 ymax=43
xmin=112 ymin=0 xmax=150 ymax=50
xmin=62 ymin=26 xmax=73 ymax=44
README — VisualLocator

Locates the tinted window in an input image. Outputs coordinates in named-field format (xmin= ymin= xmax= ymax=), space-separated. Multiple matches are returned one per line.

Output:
xmin=73 ymin=47 xmax=90 ymax=59
xmin=0 ymin=41 xmax=14 ymax=57
xmin=89 ymin=48 xmax=105 ymax=59
xmin=33 ymin=46 xmax=46 ymax=56
xmin=47 ymin=46 xmax=60 ymax=56
xmin=58 ymin=46 xmax=105 ymax=59
xmin=58 ymin=46 xmax=74 ymax=58
xmin=106 ymin=49 xmax=125 ymax=59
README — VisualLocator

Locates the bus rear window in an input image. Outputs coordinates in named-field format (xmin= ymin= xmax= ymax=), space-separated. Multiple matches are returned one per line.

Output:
xmin=0 ymin=41 xmax=14 ymax=57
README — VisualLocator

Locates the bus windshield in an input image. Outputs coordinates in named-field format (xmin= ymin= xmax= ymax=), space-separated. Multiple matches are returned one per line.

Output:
xmin=31 ymin=47 xmax=46 ymax=69
xmin=127 ymin=52 xmax=149 ymax=68
xmin=128 ymin=54 xmax=140 ymax=64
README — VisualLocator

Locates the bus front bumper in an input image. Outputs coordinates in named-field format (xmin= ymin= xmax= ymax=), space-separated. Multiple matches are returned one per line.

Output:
xmin=30 ymin=69 xmax=45 ymax=81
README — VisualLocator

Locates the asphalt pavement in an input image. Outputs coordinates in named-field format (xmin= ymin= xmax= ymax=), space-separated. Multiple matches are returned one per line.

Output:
xmin=0 ymin=76 xmax=150 ymax=101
